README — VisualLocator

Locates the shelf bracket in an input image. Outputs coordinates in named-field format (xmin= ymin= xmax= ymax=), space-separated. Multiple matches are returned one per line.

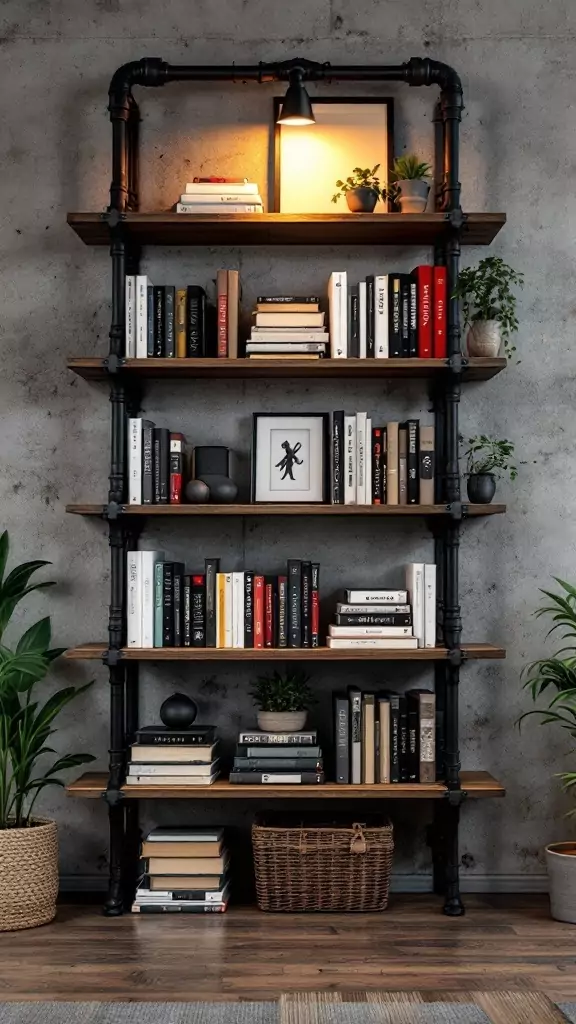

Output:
xmin=103 ymin=354 xmax=124 ymax=375
xmin=444 ymin=209 xmax=467 ymax=232
xmin=446 ymin=353 xmax=468 ymax=375
xmin=447 ymin=647 xmax=467 ymax=668
xmin=446 ymin=502 xmax=468 ymax=521
xmin=102 ymin=787 xmax=125 ymax=807
xmin=103 ymin=648 xmax=123 ymax=667
xmin=444 ymin=788 xmax=467 ymax=808
xmin=105 ymin=501 xmax=123 ymax=521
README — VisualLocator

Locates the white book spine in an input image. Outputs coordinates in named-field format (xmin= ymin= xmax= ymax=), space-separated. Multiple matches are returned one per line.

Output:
xmin=358 ymin=281 xmax=367 ymax=358
xmin=356 ymin=412 xmax=367 ymax=505
xmin=125 ymin=275 xmax=136 ymax=357
xmin=374 ymin=275 xmax=389 ymax=358
xmin=329 ymin=271 xmax=346 ymax=359
xmin=180 ymin=193 xmax=262 ymax=205
xmin=232 ymin=572 xmax=244 ymax=648
xmin=224 ymin=573 xmax=233 ymax=648
xmin=424 ymin=563 xmax=437 ymax=648
xmin=344 ymin=415 xmax=356 ymax=504
xmin=128 ymin=418 xmax=142 ymax=505
xmin=406 ymin=563 xmax=425 ymax=648
xmin=136 ymin=276 xmax=149 ymax=358
xmin=365 ymin=417 xmax=372 ymax=505
xmin=246 ymin=343 xmax=327 ymax=353
xmin=346 ymin=590 xmax=408 ymax=604
xmin=327 ymin=637 xmax=417 ymax=649
xmin=127 ymin=551 xmax=142 ymax=647
xmin=141 ymin=551 xmax=164 ymax=648
xmin=329 ymin=625 xmax=413 ymax=638
xmin=337 ymin=603 xmax=410 ymax=614
xmin=184 ymin=180 xmax=256 ymax=194
xmin=175 ymin=203 xmax=262 ymax=213
xmin=339 ymin=271 xmax=348 ymax=358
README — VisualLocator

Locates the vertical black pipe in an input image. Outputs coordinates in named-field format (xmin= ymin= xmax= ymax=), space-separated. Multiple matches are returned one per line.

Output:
xmin=124 ymin=661 xmax=141 ymax=906
xmin=109 ymin=87 xmax=131 ymax=213
xmin=440 ymin=85 xmax=463 ymax=212
xmin=104 ymin=803 xmax=126 ymax=916
xmin=443 ymin=802 xmax=464 ymax=915
xmin=127 ymin=97 xmax=140 ymax=212
xmin=104 ymin=661 xmax=126 ymax=916
xmin=109 ymin=381 xmax=127 ymax=506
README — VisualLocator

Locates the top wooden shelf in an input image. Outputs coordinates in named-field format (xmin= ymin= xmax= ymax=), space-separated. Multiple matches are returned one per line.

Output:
xmin=67 ymin=212 xmax=507 ymax=248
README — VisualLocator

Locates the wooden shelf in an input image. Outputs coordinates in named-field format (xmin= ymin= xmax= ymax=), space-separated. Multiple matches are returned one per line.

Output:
xmin=67 ymin=356 xmax=507 ymax=382
xmin=64 ymin=642 xmax=505 ymax=662
xmin=67 ymin=770 xmax=505 ymax=800
xmin=66 ymin=502 xmax=507 ymax=518
xmin=67 ymin=211 xmax=506 ymax=248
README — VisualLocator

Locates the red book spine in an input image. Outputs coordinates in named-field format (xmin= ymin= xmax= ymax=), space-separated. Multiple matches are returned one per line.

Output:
xmin=216 ymin=269 xmax=228 ymax=358
xmin=412 ymin=265 xmax=433 ymax=357
xmin=433 ymin=267 xmax=447 ymax=358
xmin=311 ymin=562 xmax=320 ymax=649
xmin=254 ymin=575 xmax=265 ymax=649
xmin=193 ymin=177 xmax=248 ymax=183
xmin=264 ymin=581 xmax=273 ymax=648
xmin=169 ymin=432 xmax=185 ymax=504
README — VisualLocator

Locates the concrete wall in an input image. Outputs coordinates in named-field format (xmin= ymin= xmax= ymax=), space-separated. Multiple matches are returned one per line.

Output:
xmin=1 ymin=0 xmax=575 ymax=892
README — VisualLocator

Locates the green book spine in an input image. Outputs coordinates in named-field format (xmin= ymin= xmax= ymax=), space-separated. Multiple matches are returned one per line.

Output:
xmin=154 ymin=562 xmax=164 ymax=647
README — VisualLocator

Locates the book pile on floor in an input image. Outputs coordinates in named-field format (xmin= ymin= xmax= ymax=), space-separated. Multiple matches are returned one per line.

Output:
xmin=126 ymin=725 xmax=219 ymax=785
xmin=327 ymin=565 xmax=436 ymax=650
xmin=133 ymin=827 xmax=229 ymax=913
xmin=174 ymin=176 xmax=263 ymax=214
xmin=246 ymin=296 xmax=328 ymax=359
xmin=328 ymin=265 xmax=445 ymax=358
xmin=331 ymin=412 xmax=435 ymax=505
xmin=333 ymin=688 xmax=437 ymax=784
xmin=230 ymin=729 xmax=324 ymax=785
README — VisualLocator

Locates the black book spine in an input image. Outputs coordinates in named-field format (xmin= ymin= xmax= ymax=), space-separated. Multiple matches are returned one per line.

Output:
xmin=257 ymin=295 xmax=320 ymax=304
xmin=399 ymin=695 xmax=408 ymax=782
xmin=409 ymin=276 xmax=418 ymax=357
xmin=332 ymin=410 xmax=344 ymax=505
xmin=407 ymin=419 xmax=419 ymax=504
xmin=142 ymin=421 xmax=155 ymax=505
xmin=164 ymin=286 xmax=175 ymax=358
xmin=186 ymin=286 xmax=206 ymax=357
xmin=162 ymin=563 xmax=174 ymax=647
xmin=400 ymin=275 xmax=410 ymax=358
xmin=389 ymin=695 xmax=400 ymax=783
xmin=153 ymin=286 xmax=165 ymax=357
xmin=335 ymin=612 xmax=412 ymax=627
xmin=311 ymin=563 xmax=320 ymax=648
xmin=172 ymin=563 xmax=184 ymax=648
xmin=334 ymin=695 xmax=350 ymax=784
xmin=381 ymin=426 xmax=387 ymax=504
xmin=204 ymin=558 xmax=219 ymax=648
xmin=388 ymin=275 xmax=402 ymax=357
xmin=272 ymin=576 xmax=279 ymax=648
xmin=407 ymin=696 xmax=419 ymax=783
xmin=349 ymin=285 xmax=359 ymax=358
xmin=301 ymin=562 xmax=312 ymax=648
xmin=153 ymin=434 xmax=161 ymax=504
xmin=287 ymin=560 xmax=302 ymax=648
xmin=147 ymin=285 xmax=154 ymax=357
xmin=366 ymin=275 xmax=375 ymax=357
xmin=244 ymin=571 xmax=254 ymax=648
xmin=191 ymin=576 xmax=206 ymax=647
xmin=135 ymin=730 xmax=215 ymax=745
xmin=372 ymin=426 xmax=383 ymax=504
xmin=278 ymin=575 xmax=288 ymax=648
xmin=230 ymin=770 xmax=325 ymax=785
xmin=153 ymin=428 xmax=170 ymax=505
xmin=183 ymin=575 xmax=191 ymax=647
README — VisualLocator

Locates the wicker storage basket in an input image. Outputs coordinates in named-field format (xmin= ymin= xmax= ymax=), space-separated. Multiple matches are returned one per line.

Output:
xmin=0 ymin=819 xmax=58 ymax=931
xmin=252 ymin=818 xmax=393 ymax=912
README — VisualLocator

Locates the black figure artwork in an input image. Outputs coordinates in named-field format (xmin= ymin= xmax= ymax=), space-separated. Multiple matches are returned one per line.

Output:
xmin=276 ymin=440 xmax=303 ymax=481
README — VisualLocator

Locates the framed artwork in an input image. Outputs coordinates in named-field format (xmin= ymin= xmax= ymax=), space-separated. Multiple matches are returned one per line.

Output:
xmin=272 ymin=97 xmax=394 ymax=214
xmin=252 ymin=413 xmax=329 ymax=503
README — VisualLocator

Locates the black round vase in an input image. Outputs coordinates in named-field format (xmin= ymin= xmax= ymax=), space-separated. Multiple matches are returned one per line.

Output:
xmin=467 ymin=473 xmax=496 ymax=504
xmin=160 ymin=692 xmax=198 ymax=729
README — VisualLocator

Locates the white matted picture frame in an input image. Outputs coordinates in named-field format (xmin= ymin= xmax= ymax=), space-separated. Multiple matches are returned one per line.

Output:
xmin=252 ymin=413 xmax=329 ymax=503
xmin=272 ymin=97 xmax=394 ymax=214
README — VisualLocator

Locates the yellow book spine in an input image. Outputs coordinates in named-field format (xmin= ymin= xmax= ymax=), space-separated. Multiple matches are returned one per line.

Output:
xmin=216 ymin=573 xmax=226 ymax=648
xmin=176 ymin=288 xmax=187 ymax=358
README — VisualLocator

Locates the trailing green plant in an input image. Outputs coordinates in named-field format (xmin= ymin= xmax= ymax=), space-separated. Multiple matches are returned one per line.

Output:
xmin=453 ymin=256 xmax=524 ymax=358
xmin=389 ymin=154 xmax=432 ymax=181
xmin=249 ymin=669 xmax=315 ymax=712
xmin=332 ymin=165 xmax=385 ymax=204
xmin=462 ymin=435 xmax=518 ymax=480
xmin=0 ymin=531 xmax=94 ymax=829
xmin=519 ymin=579 xmax=576 ymax=807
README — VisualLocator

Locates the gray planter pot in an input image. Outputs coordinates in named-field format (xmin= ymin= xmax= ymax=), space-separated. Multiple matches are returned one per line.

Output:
xmin=256 ymin=710 xmax=307 ymax=732
xmin=546 ymin=842 xmax=576 ymax=923
xmin=397 ymin=179 xmax=430 ymax=214
xmin=467 ymin=320 xmax=502 ymax=357
xmin=467 ymin=473 xmax=496 ymax=504
xmin=345 ymin=187 xmax=378 ymax=213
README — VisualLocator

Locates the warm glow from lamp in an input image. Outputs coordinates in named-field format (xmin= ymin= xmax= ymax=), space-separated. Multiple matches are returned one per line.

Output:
xmin=277 ymin=69 xmax=315 ymax=127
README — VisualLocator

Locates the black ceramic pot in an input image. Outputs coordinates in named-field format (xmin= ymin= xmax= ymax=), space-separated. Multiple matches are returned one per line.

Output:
xmin=467 ymin=473 xmax=496 ymax=504
xmin=160 ymin=692 xmax=198 ymax=729
xmin=345 ymin=187 xmax=378 ymax=213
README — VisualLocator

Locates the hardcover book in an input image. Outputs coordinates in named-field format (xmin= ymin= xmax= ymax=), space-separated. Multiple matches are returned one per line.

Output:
xmin=244 ymin=571 xmax=254 ymax=648
xmin=142 ymin=421 xmax=155 ymax=505
xmin=204 ymin=557 xmax=220 ymax=647
xmin=349 ymin=688 xmax=362 ymax=785
xmin=301 ymin=562 xmax=311 ymax=648
xmin=388 ymin=275 xmax=402 ymax=357
xmin=176 ymin=288 xmax=187 ymax=358
xmin=192 ymin=575 xmax=206 ymax=647
xmin=237 ymin=732 xmax=317 ymax=745
xmin=164 ymin=285 xmax=175 ymax=358
xmin=412 ymin=265 xmax=433 ymax=357
xmin=419 ymin=425 xmax=435 ymax=504
xmin=229 ymin=770 xmax=325 ymax=785
xmin=187 ymin=285 xmax=206 ymax=358
xmin=334 ymin=694 xmax=350 ymax=784
xmin=311 ymin=563 xmax=320 ymax=648
xmin=366 ymin=275 xmax=375 ymax=357
xmin=287 ymin=560 xmax=302 ymax=648
xmin=406 ymin=419 xmax=419 ymax=504
xmin=433 ymin=267 xmax=447 ymax=358
xmin=332 ymin=410 xmax=344 ymax=504
xmin=153 ymin=285 xmax=164 ymax=357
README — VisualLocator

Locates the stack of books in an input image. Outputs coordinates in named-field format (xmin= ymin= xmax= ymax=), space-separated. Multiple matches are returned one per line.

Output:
xmin=333 ymin=689 xmax=437 ymax=784
xmin=126 ymin=725 xmax=219 ymax=785
xmin=229 ymin=728 xmax=324 ymax=785
xmin=175 ymin=177 xmax=263 ymax=214
xmin=246 ymin=296 xmax=328 ymax=359
xmin=330 ymin=413 xmax=435 ymax=505
xmin=128 ymin=420 xmax=185 ymax=505
xmin=328 ymin=265 xmax=446 ymax=359
xmin=133 ymin=827 xmax=229 ymax=913
xmin=327 ymin=566 xmax=436 ymax=651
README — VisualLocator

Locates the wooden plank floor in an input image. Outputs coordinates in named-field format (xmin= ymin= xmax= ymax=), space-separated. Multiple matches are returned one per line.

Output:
xmin=0 ymin=896 xmax=575 ymax=1004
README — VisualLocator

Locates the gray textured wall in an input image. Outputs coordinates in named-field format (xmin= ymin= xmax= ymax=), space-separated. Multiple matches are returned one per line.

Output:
xmin=1 ymin=0 xmax=575 ymax=892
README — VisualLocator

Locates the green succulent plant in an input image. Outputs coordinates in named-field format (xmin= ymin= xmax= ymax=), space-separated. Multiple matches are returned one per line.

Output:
xmin=249 ymin=669 xmax=315 ymax=712
xmin=390 ymin=154 xmax=432 ymax=181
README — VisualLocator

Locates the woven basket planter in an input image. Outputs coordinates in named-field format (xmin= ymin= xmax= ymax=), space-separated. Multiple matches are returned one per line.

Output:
xmin=0 ymin=819 xmax=58 ymax=931
xmin=252 ymin=818 xmax=393 ymax=912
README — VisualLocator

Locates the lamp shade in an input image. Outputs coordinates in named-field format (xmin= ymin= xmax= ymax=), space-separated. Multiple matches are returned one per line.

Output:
xmin=277 ymin=72 xmax=315 ymax=126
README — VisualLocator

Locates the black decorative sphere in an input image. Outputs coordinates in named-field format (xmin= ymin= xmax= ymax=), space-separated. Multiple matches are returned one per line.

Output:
xmin=160 ymin=692 xmax=198 ymax=729
xmin=198 ymin=474 xmax=239 ymax=504
xmin=185 ymin=479 xmax=210 ymax=504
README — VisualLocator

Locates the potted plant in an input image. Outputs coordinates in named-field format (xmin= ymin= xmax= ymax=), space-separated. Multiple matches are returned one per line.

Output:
xmin=463 ymin=435 xmax=518 ymax=503
xmin=249 ymin=669 xmax=315 ymax=732
xmin=520 ymin=579 xmax=576 ymax=923
xmin=389 ymin=154 xmax=432 ymax=213
xmin=0 ymin=531 xmax=94 ymax=931
xmin=453 ymin=256 xmax=524 ymax=358
xmin=332 ymin=165 xmax=385 ymax=213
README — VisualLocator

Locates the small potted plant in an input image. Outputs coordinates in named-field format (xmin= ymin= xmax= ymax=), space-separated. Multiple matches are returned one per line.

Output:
xmin=463 ymin=435 xmax=518 ymax=503
xmin=332 ymin=165 xmax=385 ymax=213
xmin=249 ymin=669 xmax=315 ymax=732
xmin=389 ymin=154 xmax=432 ymax=213
xmin=520 ymin=579 xmax=576 ymax=923
xmin=453 ymin=256 xmax=524 ymax=358
xmin=0 ymin=531 xmax=94 ymax=931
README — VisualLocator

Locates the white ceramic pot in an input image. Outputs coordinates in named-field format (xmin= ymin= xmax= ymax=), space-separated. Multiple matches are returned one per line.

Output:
xmin=546 ymin=842 xmax=576 ymax=923
xmin=467 ymin=320 xmax=502 ymax=357
xmin=257 ymin=710 xmax=307 ymax=732
xmin=397 ymin=179 xmax=430 ymax=214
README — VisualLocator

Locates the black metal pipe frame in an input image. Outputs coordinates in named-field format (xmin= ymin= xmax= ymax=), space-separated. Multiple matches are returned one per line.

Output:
xmin=103 ymin=53 xmax=465 ymax=915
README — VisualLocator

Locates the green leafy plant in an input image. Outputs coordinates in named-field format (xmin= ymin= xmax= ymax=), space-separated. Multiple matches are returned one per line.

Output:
xmin=0 ymin=531 xmax=94 ymax=829
xmin=520 ymin=579 xmax=576 ymax=807
xmin=462 ymin=435 xmax=518 ymax=480
xmin=453 ymin=257 xmax=524 ymax=358
xmin=249 ymin=669 xmax=315 ymax=712
xmin=389 ymin=154 xmax=432 ymax=181
xmin=332 ymin=165 xmax=385 ymax=204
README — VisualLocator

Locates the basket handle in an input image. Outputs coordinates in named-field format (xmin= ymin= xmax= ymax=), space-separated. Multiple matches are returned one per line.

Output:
xmin=350 ymin=823 xmax=367 ymax=854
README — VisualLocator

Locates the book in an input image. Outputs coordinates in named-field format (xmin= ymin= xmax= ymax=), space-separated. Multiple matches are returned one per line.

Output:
xmin=374 ymin=275 xmax=389 ymax=358
xmin=142 ymin=421 xmax=155 ymax=505
xmin=154 ymin=562 xmax=164 ymax=647
xmin=236 ymin=744 xmax=321 ymax=757
xmin=345 ymin=589 xmax=408 ymax=603
xmin=358 ymin=281 xmax=367 ymax=358
xmin=232 ymin=571 xmax=244 ymax=649
xmin=186 ymin=285 xmax=206 ymax=357
xmin=407 ymin=419 xmax=419 ymax=504
xmin=136 ymin=884 xmax=228 ymax=902
xmin=434 ymin=266 xmax=447 ymax=358
xmin=175 ymin=288 xmax=187 ymax=358
xmin=419 ymin=425 xmax=435 ymax=504
xmin=247 ymin=354 xmax=321 ymax=361
xmin=386 ymin=421 xmax=399 ymax=504
xmin=136 ymin=275 xmax=150 ymax=358
xmin=254 ymin=575 xmax=265 ymax=648
xmin=147 ymin=285 xmax=154 ymax=357
xmin=128 ymin=418 xmax=142 ymax=504
xmin=237 ymin=732 xmax=317 ymax=745
xmin=169 ymin=432 xmax=184 ymax=504
xmin=175 ymin=202 xmax=262 ymax=213
xmin=344 ymin=414 xmax=356 ymax=505
xmin=147 ymin=854 xmax=226 ymax=874
xmin=180 ymin=193 xmax=262 ymax=205
xmin=191 ymin=575 xmax=206 ymax=647
xmin=278 ymin=575 xmax=288 ymax=648
xmin=141 ymin=551 xmax=164 ymax=648
xmin=134 ymin=763 xmax=219 ymax=781
xmin=349 ymin=284 xmax=359 ymax=358
xmin=399 ymin=694 xmax=409 ymax=782
xmin=301 ymin=562 xmax=311 ymax=648
xmin=362 ymin=694 xmax=376 ymax=784
xmin=185 ymin=180 xmax=260 ymax=193
xmin=400 ymin=275 xmax=411 ymax=357
xmin=153 ymin=286 xmax=164 ymax=357
xmin=132 ymin=903 xmax=227 ymax=914
xmin=334 ymin=694 xmax=350 ymax=784
xmin=311 ymin=563 xmax=320 ymax=648
xmin=216 ymin=573 xmax=225 ymax=648
xmin=399 ymin=426 xmax=408 ymax=505
xmin=153 ymin=427 xmax=169 ymax=504
xmin=127 ymin=551 xmax=141 ymax=647
xmin=233 ymin=756 xmax=322 ymax=771
xmin=254 ymin=311 xmax=325 ymax=328
xmin=407 ymin=695 xmax=419 ymax=783
xmin=424 ymin=563 xmax=437 ymax=649
xmin=381 ymin=427 xmax=387 ymax=503
xmin=407 ymin=689 xmax=436 ymax=783
xmin=249 ymin=330 xmax=327 ymax=342
xmin=204 ymin=558 xmax=219 ymax=647
xmin=328 ymin=625 xmax=413 ymax=638
xmin=332 ymin=412 xmax=344 ymax=504
xmin=387 ymin=692 xmax=401 ymax=783
xmin=173 ymin=568 xmax=183 ymax=647
xmin=129 ymin=772 xmax=219 ymax=786
xmin=349 ymin=689 xmax=362 ymax=784
xmin=372 ymin=427 xmax=383 ymax=503
xmin=162 ymin=563 xmax=175 ymax=647
xmin=244 ymin=571 xmax=254 ymax=648
xmin=183 ymin=575 xmax=191 ymax=647
xmin=216 ymin=269 xmax=228 ymax=357
xmin=264 ymin=577 xmax=274 ymax=648
xmin=366 ymin=275 xmax=375 ymax=357
xmin=229 ymin=770 xmax=325 ymax=785
xmin=388 ymin=275 xmax=402 ymax=357
xmin=256 ymin=296 xmax=320 ymax=306
xmin=356 ymin=412 xmax=367 ymax=504
xmin=328 ymin=271 xmax=347 ymax=358
xmin=134 ymin=726 xmax=215 ymax=746
xmin=287 ymin=560 xmax=302 ymax=648
xmin=130 ymin=742 xmax=217 ymax=763
xmin=164 ymin=285 xmax=175 ymax=358
xmin=408 ymin=276 xmax=418 ymax=357
xmin=245 ymin=343 xmax=327 ymax=354
xmin=150 ymin=873 xmax=226 ymax=890
xmin=144 ymin=825 xmax=223 ymax=842
xmin=125 ymin=275 xmax=136 ymax=357
xmin=365 ymin=417 xmax=372 ymax=506
xmin=406 ymin=562 xmax=425 ymax=648
xmin=377 ymin=696 xmax=390 ymax=784
xmin=227 ymin=270 xmax=239 ymax=359
xmin=337 ymin=603 xmax=410 ymax=615
xmin=327 ymin=637 xmax=418 ymax=649
xmin=224 ymin=572 xmax=233 ymax=648
xmin=334 ymin=614 xmax=412 ymax=627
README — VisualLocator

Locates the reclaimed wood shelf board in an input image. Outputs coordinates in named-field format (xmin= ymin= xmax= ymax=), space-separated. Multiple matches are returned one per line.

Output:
xmin=66 ymin=502 xmax=507 ymax=518
xmin=64 ymin=642 xmax=506 ymax=662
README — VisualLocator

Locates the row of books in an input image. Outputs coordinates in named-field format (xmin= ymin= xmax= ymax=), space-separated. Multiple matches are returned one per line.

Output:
xmin=335 ymin=689 xmax=436 ymax=784
xmin=126 ymin=556 xmax=320 ymax=649
xmin=331 ymin=414 xmax=435 ymax=505
xmin=128 ymin=420 xmax=185 ymax=505
xmin=230 ymin=729 xmax=325 ymax=785
xmin=134 ymin=826 xmax=229 ymax=913
xmin=127 ymin=725 xmax=219 ymax=787
xmin=328 ymin=265 xmax=446 ymax=359
xmin=246 ymin=296 xmax=328 ymax=359
xmin=326 ymin=572 xmax=436 ymax=651
xmin=174 ymin=178 xmax=263 ymax=215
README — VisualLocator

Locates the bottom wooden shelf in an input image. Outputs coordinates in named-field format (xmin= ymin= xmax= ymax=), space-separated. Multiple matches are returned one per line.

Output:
xmin=64 ymin=643 xmax=506 ymax=662
xmin=67 ymin=771 xmax=505 ymax=800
